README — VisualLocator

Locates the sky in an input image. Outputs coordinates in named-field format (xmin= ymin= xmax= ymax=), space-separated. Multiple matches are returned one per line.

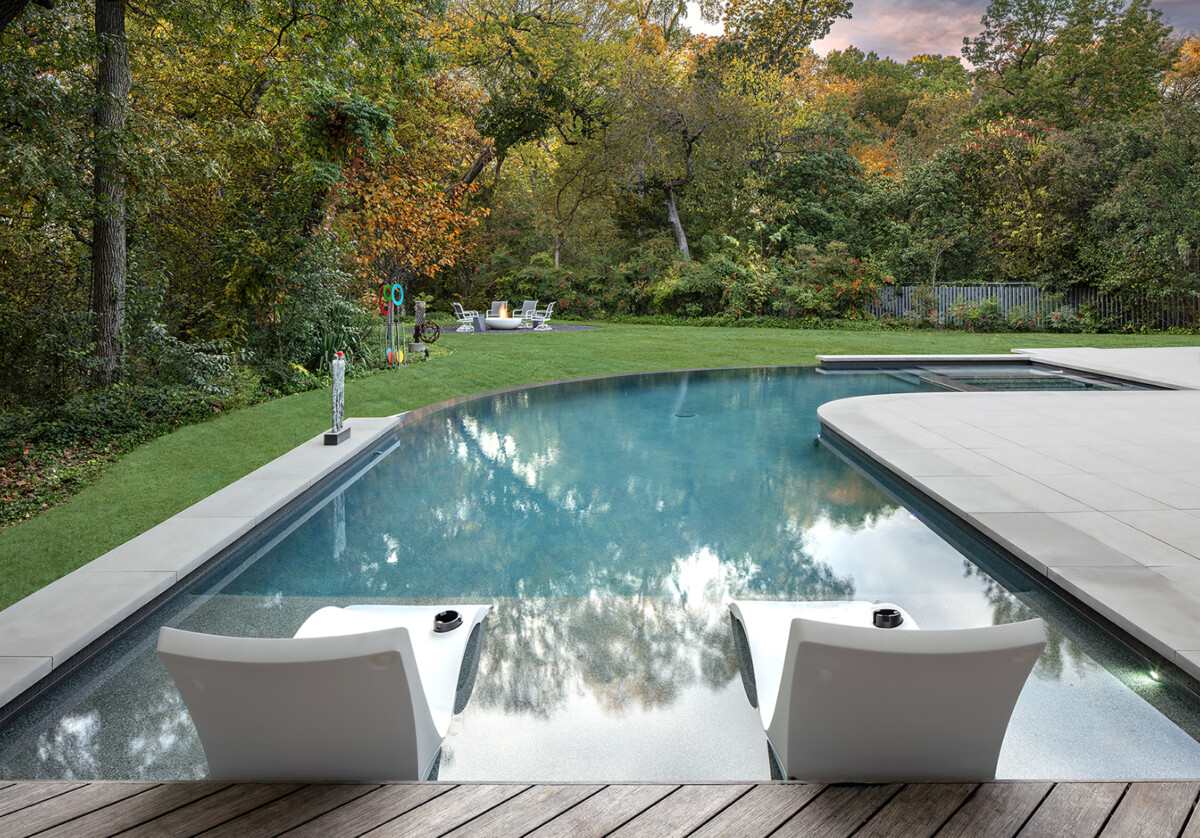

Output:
xmin=687 ymin=0 xmax=1200 ymax=64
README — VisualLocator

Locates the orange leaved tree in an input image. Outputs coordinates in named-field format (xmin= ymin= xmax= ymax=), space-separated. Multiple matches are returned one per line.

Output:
xmin=346 ymin=167 xmax=486 ymax=291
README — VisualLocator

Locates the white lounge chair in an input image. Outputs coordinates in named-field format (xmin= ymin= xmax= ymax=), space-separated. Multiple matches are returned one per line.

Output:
xmin=157 ymin=603 xmax=490 ymax=781
xmin=532 ymin=300 xmax=555 ymax=331
xmin=514 ymin=300 xmax=538 ymax=327
xmin=728 ymin=600 xmax=1045 ymax=782
xmin=452 ymin=302 xmax=479 ymax=333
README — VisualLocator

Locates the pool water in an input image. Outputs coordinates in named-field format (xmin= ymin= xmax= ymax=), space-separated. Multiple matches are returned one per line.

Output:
xmin=4 ymin=367 xmax=1200 ymax=781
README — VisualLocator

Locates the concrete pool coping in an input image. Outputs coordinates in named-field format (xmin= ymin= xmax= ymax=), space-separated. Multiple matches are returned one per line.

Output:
xmin=0 ymin=345 xmax=1198 ymax=716
xmin=817 ymin=346 xmax=1200 ymax=681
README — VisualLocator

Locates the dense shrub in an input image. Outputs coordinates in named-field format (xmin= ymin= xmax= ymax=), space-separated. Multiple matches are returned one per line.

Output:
xmin=776 ymin=242 xmax=893 ymax=320
xmin=7 ymin=384 xmax=222 ymax=451
xmin=650 ymin=259 xmax=729 ymax=317
xmin=948 ymin=296 xmax=1007 ymax=331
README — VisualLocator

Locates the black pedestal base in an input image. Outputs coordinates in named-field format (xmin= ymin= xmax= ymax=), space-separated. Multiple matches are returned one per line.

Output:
xmin=324 ymin=426 xmax=351 ymax=445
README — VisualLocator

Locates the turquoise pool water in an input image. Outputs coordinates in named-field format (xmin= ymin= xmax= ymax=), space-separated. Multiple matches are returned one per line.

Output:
xmin=4 ymin=367 xmax=1200 ymax=781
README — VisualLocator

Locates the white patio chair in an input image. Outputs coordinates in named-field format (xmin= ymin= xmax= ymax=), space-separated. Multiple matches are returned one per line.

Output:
xmin=452 ymin=302 xmax=479 ymax=333
xmin=532 ymin=300 xmax=555 ymax=331
xmin=157 ymin=603 xmax=490 ymax=781
xmin=488 ymin=300 xmax=508 ymax=317
xmin=515 ymin=300 xmax=538 ymax=327
xmin=728 ymin=600 xmax=1045 ymax=782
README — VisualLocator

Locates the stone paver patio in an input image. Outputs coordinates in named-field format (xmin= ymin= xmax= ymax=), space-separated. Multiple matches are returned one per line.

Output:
xmin=817 ymin=346 xmax=1200 ymax=680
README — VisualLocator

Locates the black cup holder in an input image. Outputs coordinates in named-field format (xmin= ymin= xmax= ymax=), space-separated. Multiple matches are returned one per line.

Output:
xmin=434 ymin=610 xmax=463 ymax=632
xmin=873 ymin=607 xmax=903 ymax=629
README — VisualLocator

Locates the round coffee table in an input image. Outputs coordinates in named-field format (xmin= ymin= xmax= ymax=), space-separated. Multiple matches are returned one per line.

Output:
xmin=483 ymin=316 xmax=522 ymax=330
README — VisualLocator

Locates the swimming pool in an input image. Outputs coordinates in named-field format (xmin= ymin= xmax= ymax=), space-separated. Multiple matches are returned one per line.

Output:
xmin=3 ymin=367 xmax=1200 ymax=781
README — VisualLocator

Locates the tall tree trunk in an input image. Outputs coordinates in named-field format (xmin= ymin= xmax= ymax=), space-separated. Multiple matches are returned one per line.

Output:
xmin=554 ymin=233 xmax=562 ymax=268
xmin=663 ymin=183 xmax=689 ymax=260
xmin=91 ymin=0 xmax=129 ymax=385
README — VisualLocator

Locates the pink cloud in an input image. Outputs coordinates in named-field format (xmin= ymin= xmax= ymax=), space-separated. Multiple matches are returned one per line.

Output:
xmin=812 ymin=0 xmax=988 ymax=62
xmin=688 ymin=0 xmax=1196 ymax=64
xmin=809 ymin=0 xmax=1196 ymax=64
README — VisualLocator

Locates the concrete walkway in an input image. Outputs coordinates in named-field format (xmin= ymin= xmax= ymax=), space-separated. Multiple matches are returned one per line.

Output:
xmin=817 ymin=347 xmax=1200 ymax=680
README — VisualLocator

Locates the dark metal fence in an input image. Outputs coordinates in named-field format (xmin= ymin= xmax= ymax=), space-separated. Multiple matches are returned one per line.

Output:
xmin=868 ymin=284 xmax=1198 ymax=330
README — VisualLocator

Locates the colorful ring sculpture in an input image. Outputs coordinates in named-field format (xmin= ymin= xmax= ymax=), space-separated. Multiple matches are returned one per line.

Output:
xmin=377 ymin=284 xmax=404 ymax=314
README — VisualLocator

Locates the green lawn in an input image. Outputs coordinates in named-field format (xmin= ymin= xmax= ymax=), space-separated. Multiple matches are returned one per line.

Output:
xmin=2 ymin=323 xmax=1198 ymax=610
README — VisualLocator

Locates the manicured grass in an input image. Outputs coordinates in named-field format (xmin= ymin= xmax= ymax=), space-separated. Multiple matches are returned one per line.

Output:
xmin=2 ymin=324 xmax=1198 ymax=610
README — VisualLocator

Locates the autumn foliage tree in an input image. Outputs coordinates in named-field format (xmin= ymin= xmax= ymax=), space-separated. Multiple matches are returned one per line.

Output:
xmin=722 ymin=0 xmax=851 ymax=72
xmin=346 ymin=171 xmax=486 ymax=288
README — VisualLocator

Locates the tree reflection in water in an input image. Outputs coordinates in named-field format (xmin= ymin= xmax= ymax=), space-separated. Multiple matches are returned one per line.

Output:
xmin=225 ymin=369 xmax=893 ymax=602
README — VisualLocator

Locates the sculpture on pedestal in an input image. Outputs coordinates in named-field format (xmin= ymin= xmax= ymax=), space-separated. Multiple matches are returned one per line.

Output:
xmin=324 ymin=351 xmax=351 ymax=445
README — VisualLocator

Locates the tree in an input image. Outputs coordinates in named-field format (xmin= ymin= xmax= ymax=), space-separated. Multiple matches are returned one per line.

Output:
xmin=1 ymin=0 xmax=436 ymax=389
xmin=1083 ymin=118 xmax=1200 ymax=317
xmin=90 ymin=0 xmax=128 ymax=385
xmin=895 ymin=90 xmax=974 ymax=165
xmin=822 ymin=49 xmax=969 ymax=175
xmin=432 ymin=0 xmax=619 ymax=183
xmin=346 ymin=169 xmax=487 ymax=286
xmin=1163 ymin=34 xmax=1200 ymax=122
xmin=722 ymin=0 xmax=851 ymax=73
xmin=607 ymin=47 xmax=758 ymax=258
xmin=964 ymin=0 xmax=1174 ymax=129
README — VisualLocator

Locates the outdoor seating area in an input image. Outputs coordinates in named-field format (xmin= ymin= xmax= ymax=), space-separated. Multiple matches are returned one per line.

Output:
xmin=449 ymin=299 xmax=559 ymax=332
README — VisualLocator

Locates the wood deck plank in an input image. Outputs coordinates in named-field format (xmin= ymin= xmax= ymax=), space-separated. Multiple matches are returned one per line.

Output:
xmin=443 ymin=784 xmax=603 ymax=837
xmin=935 ymin=783 xmax=1054 ymax=838
xmin=773 ymin=783 xmax=902 ymax=838
xmin=195 ymin=782 xmax=382 ymax=837
xmin=1098 ymin=782 xmax=1200 ymax=838
xmin=606 ymin=784 xmax=753 ymax=838
xmin=360 ymin=783 xmax=531 ymax=837
xmin=0 ymin=782 xmax=86 ymax=819
xmin=2 ymin=780 xmax=1199 ymax=837
xmin=688 ymin=783 xmax=824 ymax=838
xmin=1016 ymin=782 xmax=1127 ymax=838
xmin=1177 ymin=791 xmax=1200 ymax=838
xmin=524 ymin=784 xmax=679 ymax=838
xmin=35 ymin=782 xmax=231 ymax=838
xmin=0 ymin=781 xmax=156 ymax=838
xmin=120 ymin=783 xmax=304 ymax=837
xmin=857 ymin=783 xmax=978 ymax=838
xmin=279 ymin=783 xmax=455 ymax=837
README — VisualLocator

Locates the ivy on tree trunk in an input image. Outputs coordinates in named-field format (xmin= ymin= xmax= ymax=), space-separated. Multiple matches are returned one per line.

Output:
xmin=91 ymin=0 xmax=128 ymax=385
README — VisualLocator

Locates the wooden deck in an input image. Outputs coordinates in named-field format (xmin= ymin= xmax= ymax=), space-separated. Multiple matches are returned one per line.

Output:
xmin=3 ymin=780 xmax=1200 ymax=837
